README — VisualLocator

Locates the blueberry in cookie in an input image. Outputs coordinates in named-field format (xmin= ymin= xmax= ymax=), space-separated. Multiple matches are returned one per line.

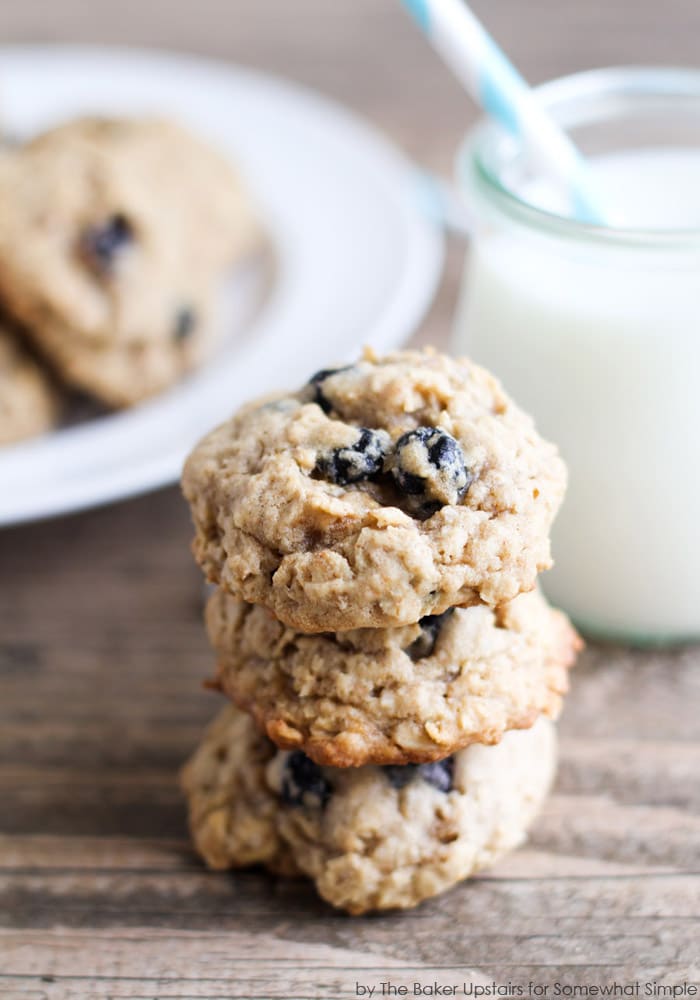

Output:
xmin=280 ymin=751 xmax=332 ymax=808
xmin=405 ymin=607 xmax=455 ymax=660
xmin=390 ymin=426 xmax=473 ymax=517
xmin=383 ymin=757 xmax=454 ymax=792
xmin=315 ymin=427 xmax=391 ymax=485
xmin=80 ymin=213 xmax=134 ymax=275
xmin=308 ymin=366 xmax=352 ymax=414
xmin=172 ymin=306 xmax=198 ymax=344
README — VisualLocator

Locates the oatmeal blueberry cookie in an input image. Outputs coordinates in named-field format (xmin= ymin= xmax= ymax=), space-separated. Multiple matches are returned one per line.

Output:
xmin=0 ymin=324 xmax=57 ymax=445
xmin=182 ymin=348 xmax=567 ymax=631
xmin=182 ymin=704 xmax=556 ymax=914
xmin=206 ymin=587 xmax=580 ymax=766
xmin=0 ymin=117 xmax=261 ymax=406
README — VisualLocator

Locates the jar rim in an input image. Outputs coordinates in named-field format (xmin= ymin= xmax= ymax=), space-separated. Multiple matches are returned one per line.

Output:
xmin=457 ymin=66 xmax=700 ymax=249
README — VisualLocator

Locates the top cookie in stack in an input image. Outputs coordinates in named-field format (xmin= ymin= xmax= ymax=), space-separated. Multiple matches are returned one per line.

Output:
xmin=183 ymin=347 xmax=567 ymax=633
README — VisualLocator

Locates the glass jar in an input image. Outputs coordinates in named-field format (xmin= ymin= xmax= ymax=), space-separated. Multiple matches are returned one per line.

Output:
xmin=453 ymin=67 xmax=700 ymax=643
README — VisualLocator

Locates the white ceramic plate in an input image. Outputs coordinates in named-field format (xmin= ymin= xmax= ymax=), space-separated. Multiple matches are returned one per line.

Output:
xmin=0 ymin=45 xmax=443 ymax=527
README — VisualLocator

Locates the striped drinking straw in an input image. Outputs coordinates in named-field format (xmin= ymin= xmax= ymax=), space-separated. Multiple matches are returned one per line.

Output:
xmin=400 ymin=0 xmax=605 ymax=224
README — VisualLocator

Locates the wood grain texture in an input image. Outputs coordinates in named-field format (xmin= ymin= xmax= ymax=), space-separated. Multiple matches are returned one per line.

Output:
xmin=0 ymin=1 xmax=699 ymax=996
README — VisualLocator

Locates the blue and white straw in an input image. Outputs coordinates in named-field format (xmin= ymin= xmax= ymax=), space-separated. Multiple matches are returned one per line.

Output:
xmin=401 ymin=0 xmax=605 ymax=223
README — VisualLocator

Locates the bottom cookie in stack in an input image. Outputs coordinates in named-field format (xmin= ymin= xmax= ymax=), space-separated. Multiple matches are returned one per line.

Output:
xmin=181 ymin=704 xmax=557 ymax=915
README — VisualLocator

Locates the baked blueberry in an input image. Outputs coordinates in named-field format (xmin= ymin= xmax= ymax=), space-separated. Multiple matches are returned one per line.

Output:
xmin=383 ymin=764 xmax=418 ymax=790
xmin=308 ymin=366 xmax=352 ymax=414
xmin=281 ymin=751 xmax=332 ymax=808
xmin=384 ymin=758 xmax=454 ymax=793
xmin=80 ymin=213 xmax=133 ymax=274
xmin=419 ymin=758 xmax=455 ymax=793
xmin=173 ymin=306 xmax=197 ymax=343
xmin=406 ymin=607 xmax=455 ymax=661
xmin=316 ymin=428 xmax=391 ymax=485
xmin=390 ymin=426 xmax=472 ymax=517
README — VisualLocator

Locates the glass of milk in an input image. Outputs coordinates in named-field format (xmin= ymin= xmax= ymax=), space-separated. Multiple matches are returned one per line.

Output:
xmin=453 ymin=67 xmax=700 ymax=644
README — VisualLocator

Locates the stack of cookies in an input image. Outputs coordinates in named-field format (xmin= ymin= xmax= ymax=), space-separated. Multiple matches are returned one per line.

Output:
xmin=180 ymin=347 xmax=580 ymax=914
xmin=0 ymin=115 xmax=260 ymax=441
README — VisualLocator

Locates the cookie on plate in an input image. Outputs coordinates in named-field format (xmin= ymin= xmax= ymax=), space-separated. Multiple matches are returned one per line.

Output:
xmin=181 ymin=704 xmax=556 ymax=914
xmin=0 ymin=324 xmax=57 ymax=445
xmin=182 ymin=348 xmax=567 ymax=631
xmin=206 ymin=587 xmax=580 ymax=766
xmin=0 ymin=117 xmax=261 ymax=406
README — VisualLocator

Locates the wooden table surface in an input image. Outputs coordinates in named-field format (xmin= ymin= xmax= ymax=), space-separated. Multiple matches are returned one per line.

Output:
xmin=1 ymin=2 xmax=699 ymax=997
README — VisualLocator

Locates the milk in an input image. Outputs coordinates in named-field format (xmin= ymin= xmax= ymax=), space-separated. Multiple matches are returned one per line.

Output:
xmin=455 ymin=149 xmax=700 ymax=641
